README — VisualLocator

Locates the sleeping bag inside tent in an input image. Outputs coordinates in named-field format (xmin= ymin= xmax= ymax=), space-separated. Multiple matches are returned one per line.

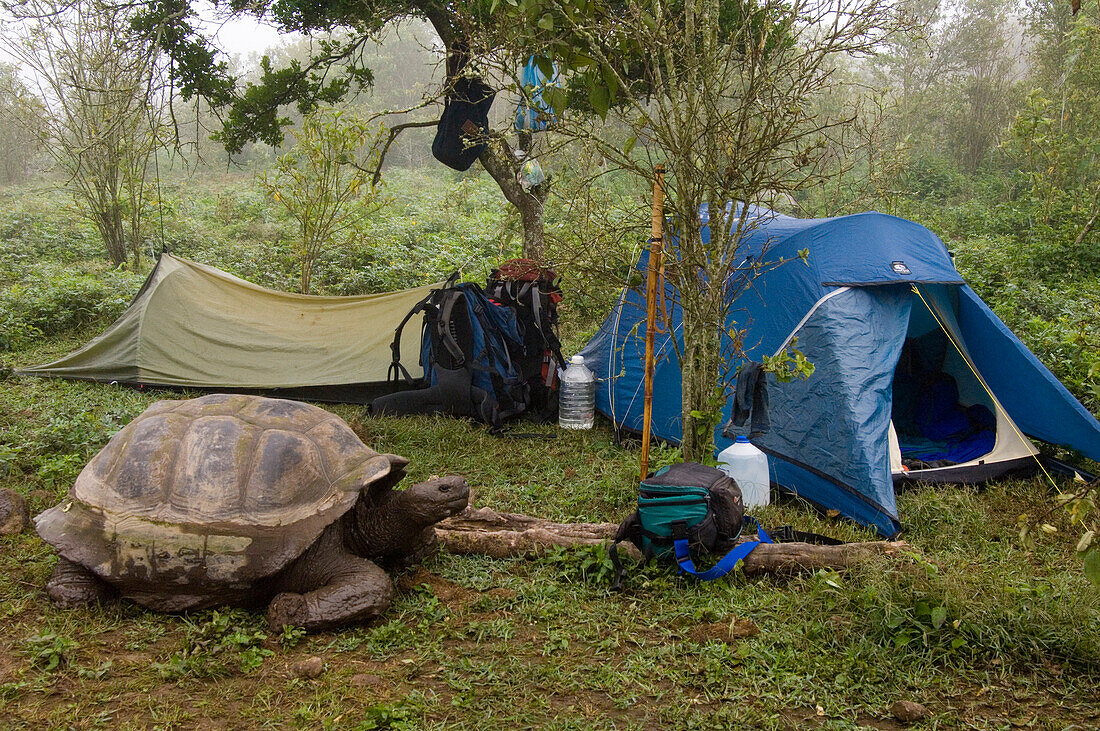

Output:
xmin=17 ymin=253 xmax=440 ymax=402
xmin=579 ymin=207 xmax=1100 ymax=537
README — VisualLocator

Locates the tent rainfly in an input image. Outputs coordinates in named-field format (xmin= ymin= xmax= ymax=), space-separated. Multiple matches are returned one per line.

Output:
xmin=18 ymin=254 xmax=439 ymax=402
xmin=579 ymin=206 xmax=1100 ymax=537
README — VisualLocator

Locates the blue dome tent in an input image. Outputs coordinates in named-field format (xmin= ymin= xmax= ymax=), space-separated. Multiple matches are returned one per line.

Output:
xmin=579 ymin=207 xmax=1100 ymax=537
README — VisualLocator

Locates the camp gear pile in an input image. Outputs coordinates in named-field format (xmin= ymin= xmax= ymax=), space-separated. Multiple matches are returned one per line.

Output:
xmin=484 ymin=259 xmax=564 ymax=421
xmin=371 ymin=261 xmax=564 ymax=429
xmin=610 ymin=462 xmax=778 ymax=588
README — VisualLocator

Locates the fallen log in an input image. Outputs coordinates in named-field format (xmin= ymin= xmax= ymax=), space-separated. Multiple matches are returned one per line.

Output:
xmin=436 ymin=506 xmax=909 ymax=574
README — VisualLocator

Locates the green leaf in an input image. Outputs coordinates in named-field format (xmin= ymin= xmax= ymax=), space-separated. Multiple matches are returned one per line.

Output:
xmin=930 ymin=606 xmax=947 ymax=630
xmin=1084 ymin=547 xmax=1100 ymax=588
xmin=535 ymin=55 xmax=555 ymax=80
xmin=588 ymin=83 xmax=610 ymax=119
xmin=537 ymin=14 xmax=554 ymax=30
xmin=623 ymin=136 xmax=637 ymax=155
xmin=543 ymin=86 xmax=567 ymax=116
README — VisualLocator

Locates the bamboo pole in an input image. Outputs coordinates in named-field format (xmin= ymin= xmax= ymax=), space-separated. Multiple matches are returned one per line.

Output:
xmin=640 ymin=165 xmax=665 ymax=481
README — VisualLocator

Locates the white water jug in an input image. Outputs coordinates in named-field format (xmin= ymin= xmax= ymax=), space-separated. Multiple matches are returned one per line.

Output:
xmin=558 ymin=355 xmax=595 ymax=429
xmin=717 ymin=436 xmax=770 ymax=508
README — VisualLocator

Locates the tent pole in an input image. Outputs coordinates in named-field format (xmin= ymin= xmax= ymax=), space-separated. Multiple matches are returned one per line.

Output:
xmin=640 ymin=165 xmax=665 ymax=481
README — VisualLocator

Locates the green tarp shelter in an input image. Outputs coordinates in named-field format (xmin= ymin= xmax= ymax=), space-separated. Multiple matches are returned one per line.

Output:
xmin=18 ymin=254 xmax=439 ymax=402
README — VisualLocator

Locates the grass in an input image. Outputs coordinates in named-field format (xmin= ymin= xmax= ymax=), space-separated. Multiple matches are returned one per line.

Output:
xmin=1 ymin=172 xmax=1099 ymax=729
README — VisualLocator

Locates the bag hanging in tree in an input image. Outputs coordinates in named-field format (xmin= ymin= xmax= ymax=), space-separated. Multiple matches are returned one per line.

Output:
xmin=432 ymin=75 xmax=495 ymax=172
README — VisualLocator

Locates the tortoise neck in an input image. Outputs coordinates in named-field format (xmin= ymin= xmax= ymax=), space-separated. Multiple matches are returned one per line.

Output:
xmin=344 ymin=491 xmax=428 ymax=559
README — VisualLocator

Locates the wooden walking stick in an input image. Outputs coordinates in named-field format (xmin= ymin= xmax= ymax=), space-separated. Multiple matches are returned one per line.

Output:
xmin=640 ymin=165 xmax=665 ymax=481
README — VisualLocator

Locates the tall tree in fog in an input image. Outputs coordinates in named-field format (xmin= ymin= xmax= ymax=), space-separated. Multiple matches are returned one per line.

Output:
xmin=1009 ymin=3 xmax=1100 ymax=256
xmin=943 ymin=0 xmax=1021 ymax=172
xmin=874 ymin=0 xmax=1021 ymax=173
xmin=0 ymin=65 xmax=42 ymax=185
xmin=2 ymin=0 xmax=166 ymax=267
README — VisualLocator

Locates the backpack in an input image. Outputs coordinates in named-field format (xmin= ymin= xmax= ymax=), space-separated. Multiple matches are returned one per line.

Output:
xmin=432 ymin=75 xmax=495 ymax=172
xmin=372 ymin=276 xmax=528 ymax=428
xmin=610 ymin=462 xmax=846 ymax=589
xmin=484 ymin=259 xmax=565 ymax=421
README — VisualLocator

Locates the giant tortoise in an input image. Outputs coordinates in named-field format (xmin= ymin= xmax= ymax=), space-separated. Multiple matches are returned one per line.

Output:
xmin=35 ymin=394 xmax=469 ymax=631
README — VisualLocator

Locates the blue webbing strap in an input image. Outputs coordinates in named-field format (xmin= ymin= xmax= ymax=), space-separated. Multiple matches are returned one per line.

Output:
xmin=673 ymin=519 xmax=774 ymax=581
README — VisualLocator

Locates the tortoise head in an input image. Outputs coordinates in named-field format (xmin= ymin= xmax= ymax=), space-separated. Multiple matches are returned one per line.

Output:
xmin=395 ymin=475 xmax=470 ymax=526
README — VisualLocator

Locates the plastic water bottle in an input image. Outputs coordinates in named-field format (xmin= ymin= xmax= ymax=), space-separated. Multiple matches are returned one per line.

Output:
xmin=717 ymin=436 xmax=770 ymax=508
xmin=558 ymin=355 xmax=595 ymax=429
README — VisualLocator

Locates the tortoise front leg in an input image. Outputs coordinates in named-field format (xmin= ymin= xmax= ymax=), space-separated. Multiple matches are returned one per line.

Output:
xmin=267 ymin=551 xmax=394 ymax=633
xmin=45 ymin=557 xmax=116 ymax=608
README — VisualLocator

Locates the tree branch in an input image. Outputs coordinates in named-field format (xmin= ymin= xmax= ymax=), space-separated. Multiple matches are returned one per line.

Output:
xmin=369 ymin=118 xmax=439 ymax=186
xmin=436 ymin=506 xmax=910 ymax=575
xmin=1073 ymin=184 xmax=1100 ymax=248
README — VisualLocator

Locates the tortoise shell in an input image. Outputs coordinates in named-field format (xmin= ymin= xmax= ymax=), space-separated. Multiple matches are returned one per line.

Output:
xmin=35 ymin=394 xmax=406 ymax=610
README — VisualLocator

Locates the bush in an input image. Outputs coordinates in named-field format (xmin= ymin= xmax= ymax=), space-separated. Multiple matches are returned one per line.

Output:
xmin=0 ymin=187 xmax=105 ymax=270
xmin=0 ymin=264 xmax=142 ymax=351
xmin=954 ymin=234 xmax=1100 ymax=412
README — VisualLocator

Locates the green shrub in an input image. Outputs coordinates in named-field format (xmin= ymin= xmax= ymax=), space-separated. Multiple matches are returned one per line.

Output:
xmin=0 ymin=188 xmax=104 ymax=269
xmin=0 ymin=264 xmax=142 ymax=351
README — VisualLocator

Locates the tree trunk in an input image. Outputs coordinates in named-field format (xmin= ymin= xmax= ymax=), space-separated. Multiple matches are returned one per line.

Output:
xmin=437 ymin=506 xmax=627 ymax=557
xmin=679 ymin=313 xmax=722 ymax=461
xmin=435 ymin=506 xmax=909 ymax=574
xmin=413 ymin=6 xmax=549 ymax=261
xmin=301 ymin=256 xmax=312 ymax=295
xmin=478 ymin=137 xmax=549 ymax=261
xmin=95 ymin=204 xmax=127 ymax=266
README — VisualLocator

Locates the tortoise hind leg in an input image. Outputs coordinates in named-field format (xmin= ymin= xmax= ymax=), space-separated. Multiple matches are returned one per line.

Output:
xmin=267 ymin=550 xmax=393 ymax=633
xmin=45 ymin=557 xmax=117 ymax=608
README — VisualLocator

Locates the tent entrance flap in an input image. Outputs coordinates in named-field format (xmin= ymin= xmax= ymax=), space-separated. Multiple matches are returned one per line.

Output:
xmin=892 ymin=285 xmax=1038 ymax=480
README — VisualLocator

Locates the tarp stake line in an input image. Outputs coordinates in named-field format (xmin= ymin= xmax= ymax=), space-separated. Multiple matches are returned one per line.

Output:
xmin=615 ymin=318 xmax=681 ymax=434
xmin=607 ymin=238 xmax=644 ymax=436
xmin=912 ymin=285 xmax=1060 ymax=492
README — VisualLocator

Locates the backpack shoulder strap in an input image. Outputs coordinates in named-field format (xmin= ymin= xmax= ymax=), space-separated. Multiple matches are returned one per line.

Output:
xmin=387 ymin=272 xmax=460 ymax=385
xmin=388 ymin=296 xmax=433 ymax=385
xmin=673 ymin=519 xmax=774 ymax=581
xmin=765 ymin=525 xmax=844 ymax=546
xmin=435 ymin=288 xmax=467 ymax=366
xmin=609 ymin=512 xmax=642 ymax=592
